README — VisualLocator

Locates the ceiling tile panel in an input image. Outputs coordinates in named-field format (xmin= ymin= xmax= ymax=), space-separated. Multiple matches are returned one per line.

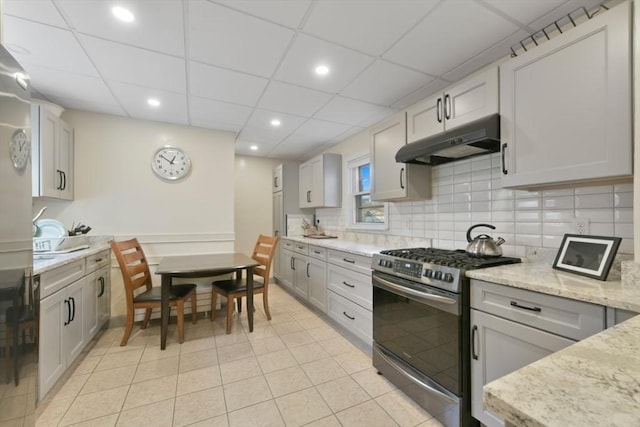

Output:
xmin=237 ymin=125 xmax=290 ymax=145
xmin=47 ymin=95 xmax=127 ymax=117
xmin=482 ymin=0 xmax=566 ymax=26
xmin=212 ymin=0 xmax=312 ymax=28
xmin=390 ymin=78 xmax=451 ymax=110
xmin=275 ymin=34 xmax=374 ymax=93
xmin=188 ymin=0 xmax=294 ymax=77
xmin=383 ymin=0 xmax=519 ymax=76
xmin=314 ymin=96 xmax=394 ymax=126
xmin=303 ymin=0 xmax=439 ymax=55
xmin=341 ymin=60 xmax=434 ymax=106
xmin=258 ymin=81 xmax=333 ymax=117
xmin=245 ymin=109 xmax=307 ymax=133
xmin=188 ymin=96 xmax=253 ymax=132
xmin=109 ymin=82 xmax=189 ymax=125
xmin=287 ymin=118 xmax=352 ymax=143
xmin=3 ymin=16 xmax=99 ymax=76
xmin=56 ymin=0 xmax=185 ymax=56
xmin=189 ymin=61 xmax=269 ymax=106
xmin=3 ymin=0 xmax=67 ymax=27
xmin=80 ymin=36 xmax=187 ymax=94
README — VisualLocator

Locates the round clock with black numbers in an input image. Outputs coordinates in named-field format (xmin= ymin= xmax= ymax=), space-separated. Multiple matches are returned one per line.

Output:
xmin=9 ymin=129 xmax=29 ymax=170
xmin=151 ymin=146 xmax=191 ymax=181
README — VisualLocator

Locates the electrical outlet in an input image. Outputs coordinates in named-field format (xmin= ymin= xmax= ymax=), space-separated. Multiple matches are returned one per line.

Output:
xmin=573 ymin=218 xmax=590 ymax=235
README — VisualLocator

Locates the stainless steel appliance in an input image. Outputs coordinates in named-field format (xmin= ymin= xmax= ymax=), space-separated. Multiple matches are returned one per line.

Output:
xmin=371 ymin=248 xmax=520 ymax=427
xmin=1 ymin=44 xmax=38 ymax=424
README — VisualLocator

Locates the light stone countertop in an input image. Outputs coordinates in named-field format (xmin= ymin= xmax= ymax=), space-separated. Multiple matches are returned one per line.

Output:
xmin=34 ymin=240 xmax=112 ymax=275
xmin=466 ymin=262 xmax=640 ymax=312
xmin=281 ymin=235 xmax=393 ymax=257
xmin=483 ymin=314 xmax=640 ymax=427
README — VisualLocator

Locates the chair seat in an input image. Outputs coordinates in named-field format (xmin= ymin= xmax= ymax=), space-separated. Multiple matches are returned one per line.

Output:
xmin=5 ymin=306 xmax=35 ymax=324
xmin=134 ymin=283 xmax=197 ymax=303
xmin=212 ymin=278 xmax=265 ymax=294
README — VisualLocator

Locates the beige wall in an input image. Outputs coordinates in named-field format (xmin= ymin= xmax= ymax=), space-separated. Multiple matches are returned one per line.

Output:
xmin=234 ymin=155 xmax=282 ymax=255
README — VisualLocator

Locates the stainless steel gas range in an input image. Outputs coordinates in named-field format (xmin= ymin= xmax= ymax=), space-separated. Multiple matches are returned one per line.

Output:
xmin=371 ymin=248 xmax=520 ymax=427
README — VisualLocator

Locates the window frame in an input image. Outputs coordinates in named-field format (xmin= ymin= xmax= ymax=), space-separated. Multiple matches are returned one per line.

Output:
xmin=346 ymin=153 xmax=388 ymax=231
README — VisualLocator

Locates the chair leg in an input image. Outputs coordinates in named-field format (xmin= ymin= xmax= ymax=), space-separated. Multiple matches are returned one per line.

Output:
xmin=263 ymin=291 xmax=271 ymax=321
xmin=177 ymin=301 xmax=185 ymax=344
xmin=121 ymin=309 xmax=135 ymax=346
xmin=226 ymin=296 xmax=234 ymax=334
xmin=5 ymin=327 xmax=11 ymax=383
xmin=141 ymin=308 xmax=152 ymax=329
xmin=237 ymin=297 xmax=242 ymax=313
xmin=211 ymin=290 xmax=217 ymax=321
xmin=191 ymin=290 xmax=198 ymax=324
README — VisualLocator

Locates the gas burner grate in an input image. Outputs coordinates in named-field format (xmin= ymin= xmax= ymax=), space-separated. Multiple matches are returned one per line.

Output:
xmin=380 ymin=247 xmax=520 ymax=270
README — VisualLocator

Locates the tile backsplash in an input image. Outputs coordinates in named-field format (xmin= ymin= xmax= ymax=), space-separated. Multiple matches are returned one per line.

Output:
xmin=316 ymin=153 xmax=634 ymax=257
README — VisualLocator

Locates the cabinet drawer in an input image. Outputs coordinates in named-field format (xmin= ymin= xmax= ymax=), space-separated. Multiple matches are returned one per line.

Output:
xmin=86 ymin=249 xmax=110 ymax=274
xmin=293 ymin=242 xmax=308 ymax=255
xmin=471 ymin=280 xmax=605 ymax=341
xmin=327 ymin=250 xmax=371 ymax=275
xmin=40 ymin=259 xmax=85 ymax=299
xmin=308 ymin=245 xmax=327 ymax=261
xmin=327 ymin=290 xmax=372 ymax=344
xmin=327 ymin=264 xmax=372 ymax=310
xmin=281 ymin=239 xmax=295 ymax=251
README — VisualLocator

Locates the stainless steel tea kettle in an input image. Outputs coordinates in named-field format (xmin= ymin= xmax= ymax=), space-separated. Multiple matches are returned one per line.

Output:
xmin=466 ymin=223 xmax=505 ymax=257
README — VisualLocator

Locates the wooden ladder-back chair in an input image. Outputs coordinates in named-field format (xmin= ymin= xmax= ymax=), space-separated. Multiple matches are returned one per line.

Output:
xmin=111 ymin=238 xmax=197 ymax=346
xmin=211 ymin=235 xmax=279 ymax=333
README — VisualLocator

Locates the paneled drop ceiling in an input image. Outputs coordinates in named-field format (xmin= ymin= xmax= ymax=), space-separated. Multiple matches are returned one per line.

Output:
xmin=1 ymin=0 xmax=602 ymax=159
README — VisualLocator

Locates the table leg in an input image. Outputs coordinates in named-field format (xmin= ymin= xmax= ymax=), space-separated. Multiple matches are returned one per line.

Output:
xmin=247 ymin=267 xmax=254 ymax=333
xmin=160 ymin=274 xmax=170 ymax=350
xmin=12 ymin=292 xmax=19 ymax=386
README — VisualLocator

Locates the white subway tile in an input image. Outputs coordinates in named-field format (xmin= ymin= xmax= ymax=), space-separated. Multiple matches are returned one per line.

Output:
xmin=492 ymin=211 xmax=515 ymax=221
xmin=515 ymin=222 xmax=542 ymax=235
xmin=575 ymin=208 xmax=613 ymax=223
xmin=472 ymin=201 xmax=491 ymax=212
xmin=454 ymin=193 xmax=471 ymax=203
xmin=471 ymin=179 xmax=492 ymax=192
xmin=543 ymin=196 xmax=574 ymax=210
xmin=491 ymin=166 xmax=502 ymax=179
xmin=438 ymin=194 xmax=454 ymax=204
xmin=492 ymin=188 xmax=514 ymax=201
xmin=542 ymin=222 xmax=574 ymax=236
xmin=575 ymin=193 xmax=614 ymax=209
xmin=542 ymin=189 xmax=573 ymax=197
xmin=614 ymin=183 xmax=633 ymax=192
xmin=472 ymin=190 xmax=491 ymax=202
xmin=435 ymin=164 xmax=453 ymax=177
xmin=454 ymin=221 xmax=471 ymax=232
xmin=454 ymin=202 xmax=471 ymax=213
xmin=471 ymin=157 xmax=492 ymax=171
xmin=454 ymin=172 xmax=471 ymax=184
xmin=472 ymin=168 xmax=492 ymax=181
xmin=543 ymin=210 xmax=573 ymax=222
xmin=454 ymin=212 xmax=472 ymax=222
xmin=589 ymin=223 xmax=614 ymax=235
xmin=515 ymin=190 xmax=540 ymax=199
xmin=614 ymin=208 xmax=633 ymax=223
xmin=492 ymin=199 xmax=514 ymax=211
xmin=614 ymin=223 xmax=634 ymax=239
xmin=542 ymin=235 xmax=564 ymax=249
xmin=516 ymin=210 xmax=542 ymax=222
xmin=454 ymin=182 xmax=471 ymax=194
xmin=472 ymin=211 xmax=492 ymax=222
xmin=438 ymin=220 xmax=454 ymax=230
xmin=614 ymin=192 xmax=633 ymax=208
xmin=492 ymin=222 xmax=515 ymax=234
xmin=574 ymin=185 xmax=613 ymax=195
xmin=439 ymin=230 xmax=454 ymax=240
xmin=516 ymin=198 xmax=541 ymax=210
xmin=454 ymin=160 xmax=472 ymax=174
xmin=618 ymin=239 xmax=634 ymax=254
xmin=516 ymin=234 xmax=543 ymax=247
xmin=437 ymin=174 xmax=454 ymax=186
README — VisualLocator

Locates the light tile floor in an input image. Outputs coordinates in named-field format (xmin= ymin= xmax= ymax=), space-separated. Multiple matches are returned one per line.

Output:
xmin=31 ymin=285 xmax=443 ymax=427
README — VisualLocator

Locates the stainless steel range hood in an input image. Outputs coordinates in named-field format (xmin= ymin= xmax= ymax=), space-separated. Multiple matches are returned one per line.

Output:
xmin=396 ymin=114 xmax=500 ymax=165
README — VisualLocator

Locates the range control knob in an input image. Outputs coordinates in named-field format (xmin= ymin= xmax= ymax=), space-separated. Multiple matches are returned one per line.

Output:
xmin=423 ymin=269 xmax=433 ymax=278
xmin=443 ymin=273 xmax=454 ymax=282
xmin=433 ymin=271 xmax=443 ymax=280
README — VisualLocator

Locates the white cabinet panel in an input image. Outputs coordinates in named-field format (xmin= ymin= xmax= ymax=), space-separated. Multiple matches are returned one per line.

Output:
xmin=299 ymin=153 xmax=341 ymax=208
xmin=500 ymin=3 xmax=631 ymax=188
xmin=327 ymin=290 xmax=372 ymax=344
xmin=307 ymin=257 xmax=327 ymax=312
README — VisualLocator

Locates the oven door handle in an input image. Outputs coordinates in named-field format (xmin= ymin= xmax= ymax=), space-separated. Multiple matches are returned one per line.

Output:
xmin=375 ymin=345 xmax=458 ymax=404
xmin=373 ymin=275 xmax=456 ymax=305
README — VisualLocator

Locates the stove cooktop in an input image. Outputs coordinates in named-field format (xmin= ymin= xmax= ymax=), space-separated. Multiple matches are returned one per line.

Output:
xmin=372 ymin=247 xmax=521 ymax=293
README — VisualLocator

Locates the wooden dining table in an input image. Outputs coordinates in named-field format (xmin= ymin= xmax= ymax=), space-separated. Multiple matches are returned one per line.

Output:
xmin=155 ymin=253 xmax=259 ymax=350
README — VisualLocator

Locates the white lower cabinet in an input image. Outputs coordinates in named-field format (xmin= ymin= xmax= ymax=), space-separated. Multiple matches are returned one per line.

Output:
xmin=38 ymin=249 xmax=111 ymax=400
xmin=280 ymin=249 xmax=295 ymax=291
xmin=470 ymin=279 xmax=605 ymax=426
xmin=293 ymin=255 xmax=309 ymax=299
xmin=307 ymin=249 xmax=327 ymax=312
xmin=40 ymin=277 xmax=88 ymax=399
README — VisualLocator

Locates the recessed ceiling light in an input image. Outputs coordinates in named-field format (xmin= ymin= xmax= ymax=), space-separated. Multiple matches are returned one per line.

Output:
xmin=270 ymin=119 xmax=281 ymax=127
xmin=250 ymin=145 xmax=258 ymax=151
xmin=147 ymin=98 xmax=161 ymax=107
xmin=315 ymin=65 xmax=330 ymax=76
xmin=112 ymin=6 xmax=135 ymax=23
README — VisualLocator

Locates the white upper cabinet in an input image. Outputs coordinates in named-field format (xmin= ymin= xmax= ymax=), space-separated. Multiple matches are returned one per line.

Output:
xmin=499 ymin=3 xmax=631 ymax=189
xmin=371 ymin=113 xmax=430 ymax=201
xmin=299 ymin=153 xmax=341 ymax=208
xmin=406 ymin=67 xmax=498 ymax=143
xmin=272 ymin=164 xmax=283 ymax=193
xmin=32 ymin=104 xmax=74 ymax=200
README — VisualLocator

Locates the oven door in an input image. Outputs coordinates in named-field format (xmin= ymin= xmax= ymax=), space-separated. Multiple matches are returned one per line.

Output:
xmin=372 ymin=271 xmax=462 ymax=396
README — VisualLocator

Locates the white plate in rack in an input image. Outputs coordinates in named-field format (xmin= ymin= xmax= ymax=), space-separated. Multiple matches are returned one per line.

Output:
xmin=34 ymin=219 xmax=66 ymax=238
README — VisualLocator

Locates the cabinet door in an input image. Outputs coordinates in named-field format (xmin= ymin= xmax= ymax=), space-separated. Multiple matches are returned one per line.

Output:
xmin=309 ymin=157 xmax=324 ymax=207
xmin=57 ymin=121 xmax=74 ymax=200
xmin=371 ymin=113 xmax=407 ymax=201
xmin=406 ymin=93 xmax=443 ymax=143
xmin=307 ymin=257 xmax=327 ymax=312
xmin=38 ymin=107 xmax=60 ymax=198
xmin=299 ymin=162 xmax=314 ymax=208
xmin=293 ymin=256 xmax=309 ymax=300
xmin=445 ymin=67 xmax=498 ymax=131
xmin=500 ymin=3 xmax=631 ymax=188
xmin=280 ymin=250 xmax=295 ymax=290
xmin=96 ymin=267 xmax=111 ymax=328
xmin=39 ymin=290 xmax=66 ymax=400
xmin=470 ymin=309 xmax=574 ymax=427
xmin=65 ymin=279 xmax=86 ymax=366
xmin=84 ymin=271 xmax=99 ymax=340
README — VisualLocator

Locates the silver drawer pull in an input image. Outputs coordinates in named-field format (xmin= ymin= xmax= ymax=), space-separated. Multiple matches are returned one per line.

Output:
xmin=343 ymin=311 xmax=355 ymax=320
xmin=342 ymin=281 xmax=355 ymax=288
xmin=343 ymin=258 xmax=355 ymax=264
xmin=510 ymin=301 xmax=541 ymax=312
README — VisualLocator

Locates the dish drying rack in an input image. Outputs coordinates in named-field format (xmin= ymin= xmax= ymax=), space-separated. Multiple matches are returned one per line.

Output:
xmin=509 ymin=0 xmax=619 ymax=57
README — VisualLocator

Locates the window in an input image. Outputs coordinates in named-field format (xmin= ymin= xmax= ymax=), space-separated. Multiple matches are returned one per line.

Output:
xmin=347 ymin=154 xmax=387 ymax=230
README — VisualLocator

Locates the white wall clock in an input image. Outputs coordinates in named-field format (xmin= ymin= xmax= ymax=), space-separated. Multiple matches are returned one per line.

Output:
xmin=9 ymin=129 xmax=29 ymax=170
xmin=151 ymin=146 xmax=191 ymax=181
